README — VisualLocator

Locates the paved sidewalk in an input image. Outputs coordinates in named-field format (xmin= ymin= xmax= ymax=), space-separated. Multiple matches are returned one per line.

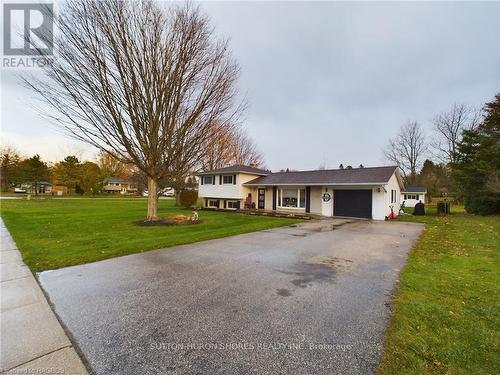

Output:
xmin=0 ymin=219 xmax=88 ymax=374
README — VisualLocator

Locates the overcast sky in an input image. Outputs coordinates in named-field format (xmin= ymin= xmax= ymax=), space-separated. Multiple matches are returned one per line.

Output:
xmin=1 ymin=1 xmax=499 ymax=171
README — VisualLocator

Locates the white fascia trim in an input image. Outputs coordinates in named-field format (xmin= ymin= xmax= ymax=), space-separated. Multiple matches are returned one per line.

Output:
xmin=198 ymin=172 xmax=268 ymax=176
xmin=244 ymin=182 xmax=389 ymax=187
xmin=394 ymin=169 xmax=405 ymax=189
xmin=200 ymin=196 xmax=243 ymax=200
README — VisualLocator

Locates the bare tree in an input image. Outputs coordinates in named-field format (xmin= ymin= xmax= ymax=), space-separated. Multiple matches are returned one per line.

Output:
xmin=384 ymin=121 xmax=427 ymax=185
xmin=200 ymin=122 xmax=237 ymax=171
xmin=432 ymin=103 xmax=482 ymax=164
xmin=166 ymin=121 xmax=233 ymax=205
xmin=200 ymin=124 xmax=264 ymax=171
xmin=228 ymin=128 xmax=264 ymax=167
xmin=96 ymin=151 xmax=133 ymax=179
xmin=25 ymin=0 xmax=243 ymax=220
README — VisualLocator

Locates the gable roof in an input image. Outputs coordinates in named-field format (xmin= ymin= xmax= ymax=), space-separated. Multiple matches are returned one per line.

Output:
xmin=198 ymin=165 xmax=269 ymax=176
xmin=402 ymin=186 xmax=427 ymax=193
xmin=244 ymin=166 xmax=399 ymax=186
xmin=23 ymin=180 xmax=51 ymax=186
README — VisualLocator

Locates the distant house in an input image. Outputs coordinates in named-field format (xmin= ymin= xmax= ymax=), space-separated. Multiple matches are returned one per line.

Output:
xmin=198 ymin=164 xmax=404 ymax=220
xmin=21 ymin=181 xmax=52 ymax=194
xmin=103 ymin=178 xmax=138 ymax=194
xmin=401 ymin=186 xmax=427 ymax=207
xmin=52 ymin=185 xmax=69 ymax=196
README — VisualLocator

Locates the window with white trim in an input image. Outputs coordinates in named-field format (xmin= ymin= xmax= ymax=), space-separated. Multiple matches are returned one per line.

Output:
xmin=404 ymin=194 xmax=418 ymax=200
xmin=226 ymin=200 xmax=239 ymax=209
xmin=203 ymin=176 xmax=213 ymax=185
xmin=222 ymin=175 xmax=234 ymax=184
xmin=208 ymin=199 xmax=219 ymax=208
xmin=391 ymin=190 xmax=396 ymax=203
xmin=277 ymin=188 xmax=306 ymax=209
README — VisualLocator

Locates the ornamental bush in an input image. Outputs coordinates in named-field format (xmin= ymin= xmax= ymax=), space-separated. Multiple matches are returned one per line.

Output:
xmin=180 ymin=190 xmax=198 ymax=208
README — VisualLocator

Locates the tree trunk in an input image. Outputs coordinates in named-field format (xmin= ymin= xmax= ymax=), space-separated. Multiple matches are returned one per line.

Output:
xmin=2 ymin=176 xmax=8 ymax=192
xmin=147 ymin=177 xmax=159 ymax=221
xmin=175 ymin=190 xmax=181 ymax=206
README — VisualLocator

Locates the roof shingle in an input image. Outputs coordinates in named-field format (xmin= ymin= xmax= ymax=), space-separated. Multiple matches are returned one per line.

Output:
xmin=244 ymin=166 xmax=398 ymax=186
xmin=402 ymin=186 xmax=427 ymax=193
xmin=198 ymin=165 xmax=269 ymax=176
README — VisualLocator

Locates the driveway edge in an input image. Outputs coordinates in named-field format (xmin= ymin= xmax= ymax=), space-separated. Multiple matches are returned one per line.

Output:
xmin=0 ymin=218 xmax=89 ymax=374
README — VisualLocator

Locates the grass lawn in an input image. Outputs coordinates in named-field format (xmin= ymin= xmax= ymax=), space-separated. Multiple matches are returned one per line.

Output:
xmin=380 ymin=205 xmax=500 ymax=375
xmin=0 ymin=198 xmax=301 ymax=272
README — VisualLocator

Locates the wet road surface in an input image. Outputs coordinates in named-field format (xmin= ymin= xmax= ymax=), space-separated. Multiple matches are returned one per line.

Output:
xmin=39 ymin=219 xmax=423 ymax=375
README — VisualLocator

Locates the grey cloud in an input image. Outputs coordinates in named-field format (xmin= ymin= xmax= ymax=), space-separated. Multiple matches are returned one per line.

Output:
xmin=2 ymin=1 xmax=499 ymax=169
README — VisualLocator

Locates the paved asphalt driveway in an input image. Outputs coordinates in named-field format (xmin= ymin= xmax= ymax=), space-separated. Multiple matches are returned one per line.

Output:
xmin=39 ymin=219 xmax=423 ymax=375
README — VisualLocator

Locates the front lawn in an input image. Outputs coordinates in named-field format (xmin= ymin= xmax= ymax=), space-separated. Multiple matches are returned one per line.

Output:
xmin=0 ymin=198 xmax=301 ymax=272
xmin=380 ymin=206 xmax=499 ymax=374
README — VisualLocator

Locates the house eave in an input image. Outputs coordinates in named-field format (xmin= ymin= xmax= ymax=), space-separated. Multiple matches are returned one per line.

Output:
xmin=243 ymin=182 xmax=390 ymax=187
xmin=198 ymin=171 xmax=269 ymax=177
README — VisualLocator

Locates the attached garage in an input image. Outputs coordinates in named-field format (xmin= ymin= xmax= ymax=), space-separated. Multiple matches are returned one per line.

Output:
xmin=334 ymin=189 xmax=372 ymax=219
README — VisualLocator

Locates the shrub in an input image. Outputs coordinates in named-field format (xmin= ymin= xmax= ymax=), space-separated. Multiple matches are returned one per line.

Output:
xmin=75 ymin=184 xmax=84 ymax=195
xmin=180 ymin=190 xmax=198 ymax=208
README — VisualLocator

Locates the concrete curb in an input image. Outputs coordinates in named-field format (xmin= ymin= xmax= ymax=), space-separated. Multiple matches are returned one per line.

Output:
xmin=0 ymin=219 xmax=89 ymax=374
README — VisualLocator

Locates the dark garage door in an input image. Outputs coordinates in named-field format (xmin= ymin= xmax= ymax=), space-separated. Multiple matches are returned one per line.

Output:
xmin=334 ymin=190 xmax=372 ymax=219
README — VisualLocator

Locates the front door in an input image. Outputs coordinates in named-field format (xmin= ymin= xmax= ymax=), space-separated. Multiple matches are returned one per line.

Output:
xmin=258 ymin=189 xmax=265 ymax=209
xmin=321 ymin=187 xmax=333 ymax=216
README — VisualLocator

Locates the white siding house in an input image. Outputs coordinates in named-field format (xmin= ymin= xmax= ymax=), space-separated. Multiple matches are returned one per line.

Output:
xmin=198 ymin=165 xmax=269 ymax=209
xmin=198 ymin=165 xmax=404 ymax=220
xmin=401 ymin=187 xmax=427 ymax=208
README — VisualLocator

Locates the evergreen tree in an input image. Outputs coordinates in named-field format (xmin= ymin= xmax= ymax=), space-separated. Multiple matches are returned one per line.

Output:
xmin=17 ymin=155 xmax=51 ymax=195
xmin=452 ymin=93 xmax=500 ymax=214
xmin=52 ymin=156 xmax=81 ymax=194
xmin=417 ymin=159 xmax=452 ymax=200
xmin=0 ymin=147 xmax=22 ymax=191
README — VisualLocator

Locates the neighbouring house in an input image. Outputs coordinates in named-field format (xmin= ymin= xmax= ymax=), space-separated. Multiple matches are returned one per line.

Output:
xmin=103 ymin=177 xmax=138 ymax=194
xmin=197 ymin=165 xmax=404 ymax=220
xmin=19 ymin=181 xmax=52 ymax=194
xmin=51 ymin=185 xmax=69 ymax=196
xmin=401 ymin=186 xmax=427 ymax=208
